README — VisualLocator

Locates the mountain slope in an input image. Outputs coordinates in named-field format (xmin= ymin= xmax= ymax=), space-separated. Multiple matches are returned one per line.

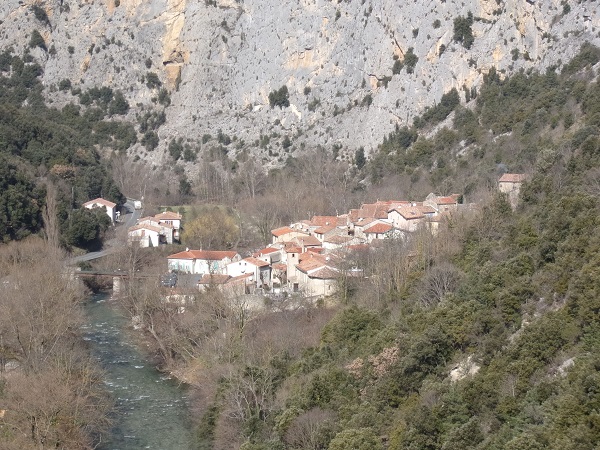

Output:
xmin=1 ymin=0 xmax=598 ymax=166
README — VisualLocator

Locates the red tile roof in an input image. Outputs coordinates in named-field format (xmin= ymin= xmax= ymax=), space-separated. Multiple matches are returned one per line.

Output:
xmin=363 ymin=223 xmax=393 ymax=234
xmin=271 ymin=226 xmax=295 ymax=237
xmin=83 ymin=197 xmax=116 ymax=209
xmin=309 ymin=216 xmax=341 ymax=227
xmin=167 ymin=250 xmax=238 ymax=260
xmin=499 ymin=173 xmax=527 ymax=183
xmin=242 ymin=257 xmax=270 ymax=268
xmin=128 ymin=223 xmax=162 ymax=233
xmin=393 ymin=206 xmax=424 ymax=220
xmin=436 ymin=196 xmax=458 ymax=205
xmin=296 ymin=258 xmax=327 ymax=273
xmin=272 ymin=263 xmax=287 ymax=271
xmin=308 ymin=267 xmax=340 ymax=280
xmin=314 ymin=225 xmax=337 ymax=234
xmin=253 ymin=247 xmax=280 ymax=257
xmin=324 ymin=235 xmax=353 ymax=244
xmin=295 ymin=235 xmax=322 ymax=247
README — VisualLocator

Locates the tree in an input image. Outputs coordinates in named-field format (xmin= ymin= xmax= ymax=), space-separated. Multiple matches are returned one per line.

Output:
xmin=64 ymin=208 xmax=110 ymax=250
xmin=328 ymin=428 xmax=383 ymax=450
xmin=355 ymin=148 xmax=366 ymax=169
xmin=453 ymin=13 xmax=474 ymax=49
xmin=182 ymin=207 xmax=240 ymax=249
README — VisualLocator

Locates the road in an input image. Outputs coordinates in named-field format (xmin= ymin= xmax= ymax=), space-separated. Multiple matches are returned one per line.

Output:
xmin=68 ymin=198 xmax=142 ymax=265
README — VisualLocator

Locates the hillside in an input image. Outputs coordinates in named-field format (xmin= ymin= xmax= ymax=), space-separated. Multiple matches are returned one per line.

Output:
xmin=103 ymin=45 xmax=600 ymax=449
xmin=0 ymin=0 xmax=598 ymax=168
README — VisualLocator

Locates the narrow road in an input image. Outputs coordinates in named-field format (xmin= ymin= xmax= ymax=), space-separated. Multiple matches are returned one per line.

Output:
xmin=69 ymin=199 xmax=142 ymax=265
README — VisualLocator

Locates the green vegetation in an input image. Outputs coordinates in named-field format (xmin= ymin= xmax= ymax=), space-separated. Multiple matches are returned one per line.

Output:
xmin=453 ymin=12 xmax=474 ymax=49
xmin=147 ymin=43 xmax=600 ymax=450
xmin=0 ymin=50 xmax=132 ymax=250
xmin=268 ymin=85 xmax=290 ymax=108
xmin=29 ymin=30 xmax=46 ymax=51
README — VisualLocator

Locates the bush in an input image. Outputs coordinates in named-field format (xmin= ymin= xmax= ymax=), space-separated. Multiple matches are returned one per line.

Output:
xmin=31 ymin=5 xmax=49 ymax=24
xmin=268 ymin=85 xmax=290 ymax=108
xmin=58 ymin=79 xmax=72 ymax=91
xmin=29 ymin=30 xmax=46 ymax=51
xmin=146 ymin=72 xmax=161 ymax=89
xmin=404 ymin=48 xmax=418 ymax=74
xmin=453 ymin=12 xmax=474 ymax=49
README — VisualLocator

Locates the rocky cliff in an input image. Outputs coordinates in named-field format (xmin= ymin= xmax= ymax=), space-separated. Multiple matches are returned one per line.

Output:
xmin=1 ymin=0 xmax=598 ymax=166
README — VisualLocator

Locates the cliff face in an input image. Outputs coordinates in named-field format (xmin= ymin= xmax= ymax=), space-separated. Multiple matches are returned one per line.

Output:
xmin=1 ymin=0 xmax=598 ymax=165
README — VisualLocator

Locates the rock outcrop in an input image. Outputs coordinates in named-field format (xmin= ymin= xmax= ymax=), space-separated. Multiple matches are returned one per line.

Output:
xmin=1 ymin=0 xmax=598 ymax=165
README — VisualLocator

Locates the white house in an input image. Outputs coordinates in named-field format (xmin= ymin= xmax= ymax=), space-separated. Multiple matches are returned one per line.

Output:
xmin=167 ymin=250 xmax=241 ymax=274
xmin=128 ymin=223 xmax=162 ymax=247
xmin=154 ymin=211 xmax=183 ymax=241
xmin=226 ymin=257 xmax=271 ymax=288
xmin=82 ymin=197 xmax=116 ymax=224
xmin=362 ymin=222 xmax=394 ymax=242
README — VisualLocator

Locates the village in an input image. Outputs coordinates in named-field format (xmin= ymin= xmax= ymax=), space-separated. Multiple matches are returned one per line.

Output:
xmin=75 ymin=173 xmax=527 ymax=305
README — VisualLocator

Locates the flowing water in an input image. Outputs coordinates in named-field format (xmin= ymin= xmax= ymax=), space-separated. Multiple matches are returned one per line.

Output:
xmin=83 ymin=293 xmax=196 ymax=450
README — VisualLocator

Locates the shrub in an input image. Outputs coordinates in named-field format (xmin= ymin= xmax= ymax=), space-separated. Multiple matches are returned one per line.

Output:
xmin=29 ymin=30 xmax=46 ymax=51
xmin=145 ymin=72 xmax=161 ymax=89
xmin=453 ymin=12 xmax=474 ymax=49
xmin=31 ymin=5 xmax=49 ymax=24
xmin=58 ymin=79 xmax=72 ymax=92
xmin=404 ymin=48 xmax=418 ymax=74
xmin=268 ymin=85 xmax=290 ymax=108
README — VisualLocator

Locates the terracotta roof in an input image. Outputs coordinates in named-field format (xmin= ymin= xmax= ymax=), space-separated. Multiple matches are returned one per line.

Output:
xmin=499 ymin=173 xmax=527 ymax=183
xmin=227 ymin=273 xmax=254 ymax=284
xmin=242 ymin=257 xmax=270 ymax=267
xmin=393 ymin=206 xmax=424 ymax=220
xmin=271 ymin=226 xmax=295 ymax=237
xmin=198 ymin=274 xmax=231 ymax=285
xmin=284 ymin=246 xmax=302 ymax=254
xmin=83 ymin=197 xmax=116 ymax=209
xmin=129 ymin=223 xmax=162 ymax=233
xmin=272 ymin=263 xmax=287 ymax=271
xmin=296 ymin=258 xmax=327 ymax=273
xmin=309 ymin=216 xmax=340 ymax=227
xmin=254 ymin=247 xmax=280 ymax=256
xmin=324 ymin=235 xmax=353 ymax=244
xmin=308 ymin=267 xmax=340 ymax=280
xmin=355 ymin=217 xmax=377 ymax=227
xmin=363 ymin=223 xmax=393 ymax=234
xmin=155 ymin=211 xmax=182 ymax=220
xmin=295 ymin=235 xmax=322 ymax=247
xmin=437 ymin=196 xmax=458 ymax=205
xmin=314 ymin=225 xmax=337 ymax=234
xmin=168 ymin=250 xmax=239 ymax=260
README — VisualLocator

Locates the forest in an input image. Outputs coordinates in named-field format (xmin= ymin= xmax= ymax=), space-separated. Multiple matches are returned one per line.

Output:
xmin=2 ymin=39 xmax=600 ymax=449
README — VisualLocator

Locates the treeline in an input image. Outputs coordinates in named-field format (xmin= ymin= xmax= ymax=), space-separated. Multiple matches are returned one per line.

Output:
xmin=114 ymin=44 xmax=600 ymax=449
xmin=0 ymin=48 xmax=132 ymax=249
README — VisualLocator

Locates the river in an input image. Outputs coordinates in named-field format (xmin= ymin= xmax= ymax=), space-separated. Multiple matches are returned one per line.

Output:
xmin=83 ymin=293 xmax=196 ymax=449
